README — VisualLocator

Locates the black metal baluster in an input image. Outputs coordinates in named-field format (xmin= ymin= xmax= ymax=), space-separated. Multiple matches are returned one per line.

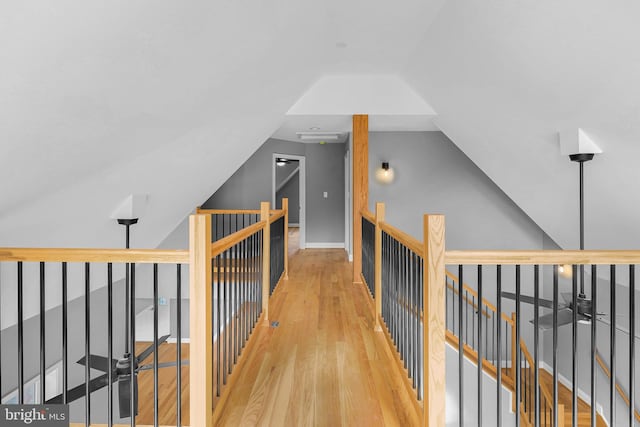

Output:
xmin=40 ymin=262 xmax=46 ymax=404
xmin=610 ymin=265 xmax=616 ymax=427
xmin=108 ymin=263 xmax=113 ymax=427
xmin=419 ymin=256 xmax=424 ymax=401
xmin=216 ymin=254 xmax=221 ymax=397
xmin=85 ymin=263 xmax=91 ymax=426
xmin=177 ymin=264 xmax=182 ymax=427
xmin=553 ymin=265 xmax=559 ymax=427
xmin=515 ymin=265 xmax=521 ymax=427
xmin=130 ymin=263 xmax=136 ymax=427
xmin=630 ymin=264 xmax=635 ymax=427
xmin=478 ymin=265 xmax=483 ymax=427
xmin=223 ymin=249 xmax=228 ymax=385
xmin=414 ymin=253 xmax=419 ymax=391
xmin=497 ymin=265 xmax=502 ymax=427
xmin=62 ymin=262 xmax=68 ymax=405
xmin=534 ymin=265 xmax=540 ymax=427
xmin=458 ymin=264 xmax=464 ymax=427
xmin=18 ymin=262 xmax=24 ymax=404
xmin=572 ymin=264 xmax=578 ymax=427
xmin=153 ymin=264 xmax=159 ymax=427
xmin=227 ymin=248 xmax=232 ymax=376
xmin=232 ymin=243 xmax=237 ymax=366
xmin=590 ymin=265 xmax=596 ymax=427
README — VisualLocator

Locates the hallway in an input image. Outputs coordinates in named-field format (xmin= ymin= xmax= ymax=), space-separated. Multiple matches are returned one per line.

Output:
xmin=214 ymin=249 xmax=420 ymax=426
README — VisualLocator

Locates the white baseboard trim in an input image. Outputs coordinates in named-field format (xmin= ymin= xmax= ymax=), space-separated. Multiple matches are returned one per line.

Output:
xmin=167 ymin=337 xmax=190 ymax=344
xmin=306 ymin=242 xmax=345 ymax=249
xmin=539 ymin=361 xmax=605 ymax=416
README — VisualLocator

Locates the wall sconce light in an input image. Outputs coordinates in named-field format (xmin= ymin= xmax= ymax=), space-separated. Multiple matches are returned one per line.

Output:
xmin=375 ymin=161 xmax=395 ymax=184
xmin=558 ymin=264 xmax=573 ymax=279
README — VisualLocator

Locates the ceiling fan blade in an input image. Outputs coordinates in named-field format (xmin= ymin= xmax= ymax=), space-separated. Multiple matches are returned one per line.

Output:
xmin=533 ymin=308 xmax=576 ymax=330
xmin=76 ymin=354 xmax=118 ymax=373
xmin=501 ymin=292 xmax=556 ymax=309
xmin=136 ymin=334 xmax=171 ymax=364
xmin=137 ymin=359 xmax=190 ymax=372
xmin=46 ymin=372 xmax=113 ymax=404
xmin=118 ymin=373 xmax=138 ymax=419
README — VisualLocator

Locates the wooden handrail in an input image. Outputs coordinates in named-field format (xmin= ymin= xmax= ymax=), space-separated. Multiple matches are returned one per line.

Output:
xmin=595 ymin=350 xmax=640 ymax=422
xmin=210 ymin=221 xmax=266 ymax=258
xmin=446 ymin=250 xmax=640 ymax=265
xmin=445 ymin=270 xmax=496 ymax=315
xmin=445 ymin=282 xmax=492 ymax=319
xmin=0 ymin=248 xmax=189 ymax=263
xmin=269 ymin=210 xmax=285 ymax=223
xmin=196 ymin=207 xmax=261 ymax=214
xmin=196 ymin=208 xmax=284 ymax=215
xmin=380 ymin=222 xmax=423 ymax=256
xmin=361 ymin=209 xmax=375 ymax=224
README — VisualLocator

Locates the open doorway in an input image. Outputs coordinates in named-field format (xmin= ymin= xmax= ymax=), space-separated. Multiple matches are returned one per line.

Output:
xmin=272 ymin=153 xmax=306 ymax=250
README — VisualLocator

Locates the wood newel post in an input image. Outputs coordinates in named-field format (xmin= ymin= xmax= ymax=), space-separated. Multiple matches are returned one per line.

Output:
xmin=423 ymin=214 xmax=446 ymax=427
xmin=353 ymin=114 xmax=368 ymax=284
xmin=261 ymin=201 xmax=270 ymax=322
xmin=189 ymin=214 xmax=213 ymax=427
xmin=282 ymin=197 xmax=289 ymax=279
xmin=374 ymin=202 xmax=385 ymax=329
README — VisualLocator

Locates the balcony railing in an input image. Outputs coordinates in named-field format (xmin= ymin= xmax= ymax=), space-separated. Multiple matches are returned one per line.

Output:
xmin=0 ymin=199 xmax=289 ymax=427
xmin=359 ymin=203 xmax=639 ymax=427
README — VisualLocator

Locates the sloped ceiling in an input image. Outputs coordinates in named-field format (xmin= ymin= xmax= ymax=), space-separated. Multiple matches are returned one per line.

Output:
xmin=403 ymin=0 xmax=640 ymax=250
xmin=3 ymin=0 xmax=639 ymax=251
xmin=0 ymin=0 xmax=445 ymax=247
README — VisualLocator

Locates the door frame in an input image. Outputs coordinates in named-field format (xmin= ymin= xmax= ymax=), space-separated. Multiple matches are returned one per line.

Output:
xmin=272 ymin=153 xmax=306 ymax=249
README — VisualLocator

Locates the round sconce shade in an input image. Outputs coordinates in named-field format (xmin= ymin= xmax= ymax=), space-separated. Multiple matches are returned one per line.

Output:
xmin=558 ymin=264 xmax=573 ymax=279
xmin=375 ymin=162 xmax=394 ymax=184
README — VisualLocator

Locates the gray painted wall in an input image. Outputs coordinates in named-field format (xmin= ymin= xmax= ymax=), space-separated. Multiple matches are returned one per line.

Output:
xmin=203 ymin=138 xmax=345 ymax=244
xmin=368 ymin=131 xmax=548 ymax=361
xmin=368 ymin=131 xmax=544 ymax=250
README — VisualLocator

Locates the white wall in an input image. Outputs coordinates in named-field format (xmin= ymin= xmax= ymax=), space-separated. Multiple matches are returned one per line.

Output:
xmin=446 ymin=343 xmax=515 ymax=426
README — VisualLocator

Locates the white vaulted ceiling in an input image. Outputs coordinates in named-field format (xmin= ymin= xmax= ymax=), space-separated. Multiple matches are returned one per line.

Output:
xmin=2 ymin=0 xmax=640 ymax=251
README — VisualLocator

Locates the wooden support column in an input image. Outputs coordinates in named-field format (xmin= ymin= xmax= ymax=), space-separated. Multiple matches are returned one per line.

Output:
xmin=261 ymin=201 xmax=270 ymax=322
xmin=374 ymin=202 xmax=385 ymax=330
xmin=423 ymin=214 xmax=445 ymax=427
xmin=189 ymin=214 xmax=213 ymax=427
xmin=283 ymin=197 xmax=289 ymax=279
xmin=353 ymin=114 xmax=368 ymax=283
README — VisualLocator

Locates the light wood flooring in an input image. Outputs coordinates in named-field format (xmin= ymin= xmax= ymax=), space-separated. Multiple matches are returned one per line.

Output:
xmin=135 ymin=341 xmax=189 ymax=426
xmin=214 ymin=248 xmax=420 ymax=426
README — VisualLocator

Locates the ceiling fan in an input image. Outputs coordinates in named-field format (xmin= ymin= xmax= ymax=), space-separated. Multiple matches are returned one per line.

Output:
xmin=46 ymin=333 xmax=182 ymax=418
xmin=501 ymin=153 xmax=603 ymax=329
xmin=46 ymin=218 xmax=188 ymax=419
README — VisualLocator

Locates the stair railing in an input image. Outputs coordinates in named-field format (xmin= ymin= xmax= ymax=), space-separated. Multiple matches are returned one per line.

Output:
xmin=446 ymin=270 xmax=564 ymax=426
xmin=358 ymin=201 xmax=639 ymax=427
xmin=0 ymin=199 xmax=288 ymax=427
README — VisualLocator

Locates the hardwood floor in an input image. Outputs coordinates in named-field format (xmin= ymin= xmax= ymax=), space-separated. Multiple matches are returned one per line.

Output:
xmin=135 ymin=341 xmax=190 ymax=426
xmin=214 ymin=249 xmax=420 ymax=426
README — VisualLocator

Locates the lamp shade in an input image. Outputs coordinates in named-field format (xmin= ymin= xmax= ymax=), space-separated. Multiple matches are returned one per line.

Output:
xmin=375 ymin=162 xmax=394 ymax=184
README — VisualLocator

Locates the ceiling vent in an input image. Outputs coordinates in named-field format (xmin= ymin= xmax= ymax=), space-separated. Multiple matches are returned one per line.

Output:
xmin=296 ymin=131 xmax=343 ymax=142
